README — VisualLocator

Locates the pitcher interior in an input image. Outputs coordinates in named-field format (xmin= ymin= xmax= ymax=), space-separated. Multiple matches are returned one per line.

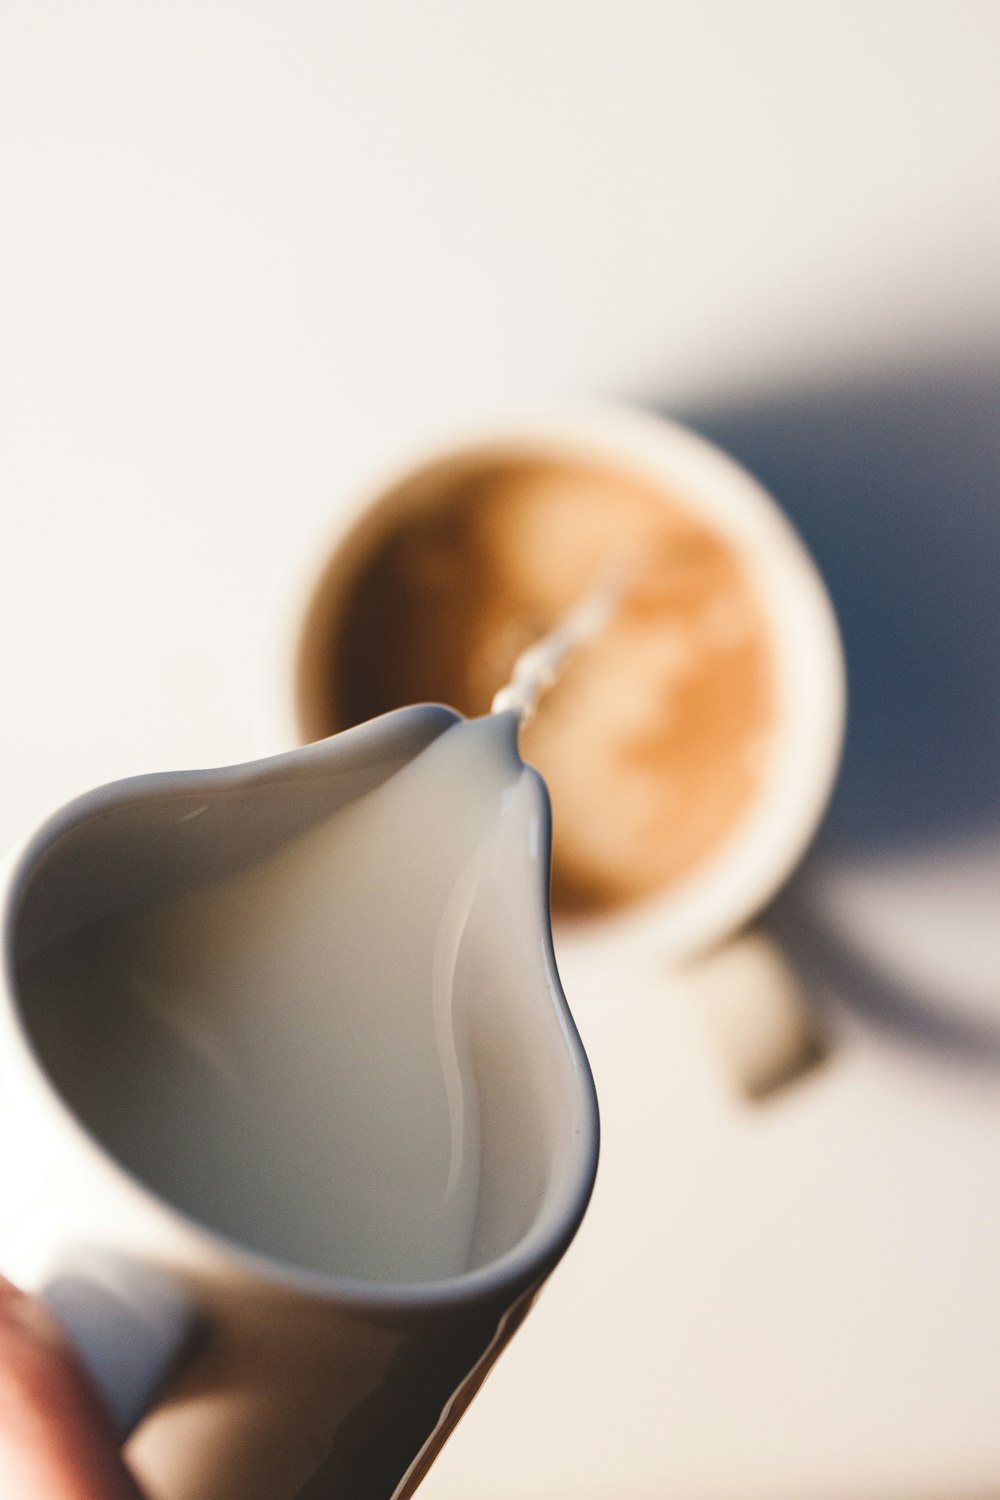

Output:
xmin=8 ymin=718 xmax=585 ymax=1286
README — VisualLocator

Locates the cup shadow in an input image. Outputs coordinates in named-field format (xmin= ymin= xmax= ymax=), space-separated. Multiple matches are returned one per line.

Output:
xmin=663 ymin=354 xmax=1000 ymax=1062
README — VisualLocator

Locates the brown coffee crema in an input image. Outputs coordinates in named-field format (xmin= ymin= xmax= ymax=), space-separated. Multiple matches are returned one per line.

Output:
xmin=308 ymin=454 xmax=777 ymax=915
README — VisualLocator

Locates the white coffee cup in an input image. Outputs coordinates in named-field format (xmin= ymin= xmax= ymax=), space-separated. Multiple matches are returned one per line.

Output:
xmin=273 ymin=401 xmax=845 ymax=977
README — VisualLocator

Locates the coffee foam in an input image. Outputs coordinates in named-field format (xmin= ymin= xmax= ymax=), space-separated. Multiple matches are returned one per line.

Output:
xmin=316 ymin=453 xmax=776 ymax=914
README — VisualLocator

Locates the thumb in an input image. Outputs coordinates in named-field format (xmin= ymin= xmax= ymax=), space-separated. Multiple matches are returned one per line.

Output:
xmin=0 ymin=1277 xmax=144 ymax=1499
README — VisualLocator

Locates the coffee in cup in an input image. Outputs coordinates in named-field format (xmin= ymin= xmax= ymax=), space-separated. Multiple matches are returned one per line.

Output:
xmin=300 ymin=452 xmax=776 ymax=917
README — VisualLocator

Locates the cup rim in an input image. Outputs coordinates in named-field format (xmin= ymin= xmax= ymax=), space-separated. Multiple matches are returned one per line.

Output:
xmin=272 ymin=399 xmax=846 ymax=971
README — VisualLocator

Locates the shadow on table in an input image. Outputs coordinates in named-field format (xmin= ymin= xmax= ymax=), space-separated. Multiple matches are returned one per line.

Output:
xmin=665 ymin=354 xmax=1000 ymax=1064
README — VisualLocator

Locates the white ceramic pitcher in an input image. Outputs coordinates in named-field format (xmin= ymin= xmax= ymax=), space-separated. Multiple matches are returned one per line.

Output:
xmin=0 ymin=705 xmax=599 ymax=1500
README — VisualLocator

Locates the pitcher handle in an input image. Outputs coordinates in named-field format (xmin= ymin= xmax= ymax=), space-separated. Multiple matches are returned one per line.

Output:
xmin=41 ymin=1252 xmax=200 ymax=1439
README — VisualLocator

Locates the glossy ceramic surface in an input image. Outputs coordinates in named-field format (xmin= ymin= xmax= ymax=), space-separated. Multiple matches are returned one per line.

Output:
xmin=0 ymin=706 xmax=599 ymax=1500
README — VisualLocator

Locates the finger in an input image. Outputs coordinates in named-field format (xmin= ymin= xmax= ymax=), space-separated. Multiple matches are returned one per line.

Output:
xmin=0 ymin=1277 xmax=144 ymax=1499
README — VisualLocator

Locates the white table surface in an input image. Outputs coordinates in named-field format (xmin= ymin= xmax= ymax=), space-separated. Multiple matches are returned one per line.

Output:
xmin=2 ymin=5 xmax=1000 ymax=1497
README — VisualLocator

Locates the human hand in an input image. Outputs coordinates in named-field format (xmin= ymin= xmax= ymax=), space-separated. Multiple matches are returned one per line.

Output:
xmin=0 ymin=1277 xmax=144 ymax=1499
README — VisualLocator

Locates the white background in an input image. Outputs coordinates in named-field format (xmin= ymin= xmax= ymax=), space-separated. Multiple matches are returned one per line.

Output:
xmin=2 ymin=5 xmax=1000 ymax=1497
